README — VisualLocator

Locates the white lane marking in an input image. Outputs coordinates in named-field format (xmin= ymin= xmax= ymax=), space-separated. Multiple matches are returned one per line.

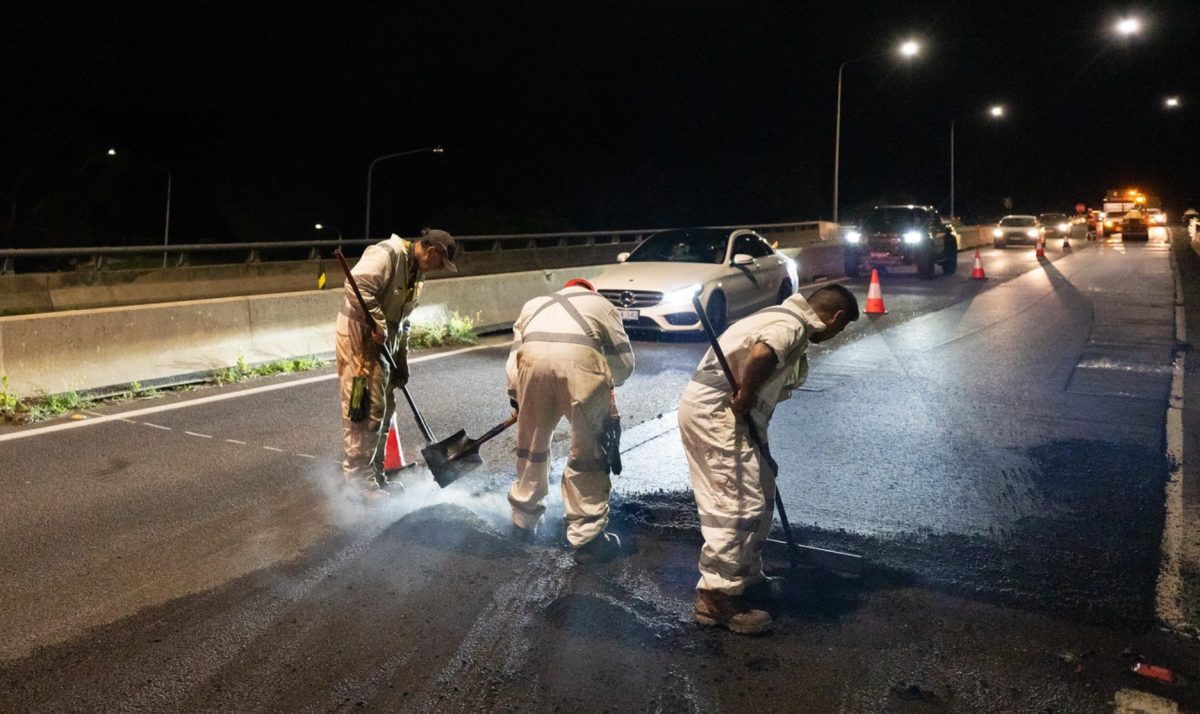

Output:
xmin=225 ymin=439 xmax=247 ymax=445
xmin=0 ymin=341 xmax=506 ymax=444
xmin=143 ymin=423 xmax=171 ymax=431
xmin=296 ymin=453 xmax=316 ymax=459
xmin=1156 ymin=243 xmax=1191 ymax=633
xmin=263 ymin=446 xmax=283 ymax=453
xmin=184 ymin=431 xmax=212 ymax=439
xmin=1113 ymin=688 xmax=1180 ymax=713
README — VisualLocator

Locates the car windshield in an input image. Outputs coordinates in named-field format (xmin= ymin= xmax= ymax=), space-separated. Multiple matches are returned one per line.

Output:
xmin=999 ymin=216 xmax=1036 ymax=227
xmin=626 ymin=229 xmax=728 ymax=264
xmin=860 ymin=208 xmax=926 ymax=232
xmin=1040 ymin=214 xmax=1066 ymax=222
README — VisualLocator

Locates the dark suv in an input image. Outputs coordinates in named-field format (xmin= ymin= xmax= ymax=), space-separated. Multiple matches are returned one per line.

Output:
xmin=843 ymin=205 xmax=958 ymax=279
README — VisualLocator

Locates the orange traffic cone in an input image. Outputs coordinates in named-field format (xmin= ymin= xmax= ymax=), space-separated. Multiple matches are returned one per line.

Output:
xmin=1035 ymin=237 xmax=1046 ymax=259
xmin=383 ymin=414 xmax=411 ymax=472
xmin=1062 ymin=236 xmax=1071 ymax=253
xmin=864 ymin=269 xmax=887 ymax=314
xmin=970 ymin=249 xmax=987 ymax=279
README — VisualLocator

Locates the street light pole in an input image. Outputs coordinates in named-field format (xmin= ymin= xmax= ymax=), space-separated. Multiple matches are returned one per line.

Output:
xmin=948 ymin=104 xmax=1004 ymax=221
xmin=832 ymin=41 xmax=920 ymax=226
xmin=107 ymin=148 xmax=172 ymax=267
xmin=364 ymin=145 xmax=444 ymax=242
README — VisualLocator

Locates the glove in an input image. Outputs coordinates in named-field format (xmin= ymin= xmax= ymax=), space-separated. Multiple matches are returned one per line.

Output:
xmin=509 ymin=398 xmax=519 ymax=414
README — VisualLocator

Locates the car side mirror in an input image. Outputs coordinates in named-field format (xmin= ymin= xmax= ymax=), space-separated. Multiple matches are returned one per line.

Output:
xmin=732 ymin=253 xmax=754 ymax=266
xmin=616 ymin=252 xmax=629 ymax=263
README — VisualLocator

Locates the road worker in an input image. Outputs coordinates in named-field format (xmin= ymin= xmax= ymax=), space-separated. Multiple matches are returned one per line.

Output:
xmin=336 ymin=228 xmax=458 ymax=504
xmin=678 ymin=285 xmax=858 ymax=633
xmin=505 ymin=278 xmax=635 ymax=561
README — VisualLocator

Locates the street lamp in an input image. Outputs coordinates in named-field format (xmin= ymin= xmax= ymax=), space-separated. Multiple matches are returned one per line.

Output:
xmin=314 ymin=223 xmax=343 ymax=243
xmin=1114 ymin=16 xmax=1142 ymax=36
xmin=1165 ymin=96 xmax=1181 ymax=109
xmin=106 ymin=147 xmax=173 ymax=268
xmin=949 ymin=104 xmax=1005 ymax=219
xmin=364 ymin=145 xmax=444 ymax=241
xmin=832 ymin=39 xmax=922 ymax=224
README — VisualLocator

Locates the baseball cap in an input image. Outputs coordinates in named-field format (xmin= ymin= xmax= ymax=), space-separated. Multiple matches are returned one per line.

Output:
xmin=420 ymin=228 xmax=458 ymax=273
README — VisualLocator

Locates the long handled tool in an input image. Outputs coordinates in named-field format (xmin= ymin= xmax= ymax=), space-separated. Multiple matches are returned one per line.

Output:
xmin=691 ymin=296 xmax=863 ymax=577
xmin=334 ymin=248 xmax=516 ymax=487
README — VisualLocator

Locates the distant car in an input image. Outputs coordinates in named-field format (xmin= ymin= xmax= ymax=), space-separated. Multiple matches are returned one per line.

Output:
xmin=1145 ymin=208 xmax=1167 ymax=225
xmin=1038 ymin=213 xmax=1071 ymax=238
xmin=1122 ymin=211 xmax=1150 ymax=241
xmin=591 ymin=228 xmax=797 ymax=334
xmin=842 ymin=204 xmax=958 ymax=279
xmin=1101 ymin=212 xmax=1124 ymax=236
xmin=992 ymin=215 xmax=1041 ymax=248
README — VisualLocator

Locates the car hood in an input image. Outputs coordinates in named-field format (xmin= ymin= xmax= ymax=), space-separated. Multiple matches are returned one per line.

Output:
xmin=591 ymin=261 xmax=727 ymax=293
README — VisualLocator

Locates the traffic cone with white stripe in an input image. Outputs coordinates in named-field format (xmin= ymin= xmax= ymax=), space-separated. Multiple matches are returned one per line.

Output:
xmin=383 ymin=414 xmax=412 ymax=472
xmin=1035 ymin=236 xmax=1046 ymax=259
xmin=864 ymin=269 xmax=887 ymax=314
xmin=970 ymin=249 xmax=987 ymax=279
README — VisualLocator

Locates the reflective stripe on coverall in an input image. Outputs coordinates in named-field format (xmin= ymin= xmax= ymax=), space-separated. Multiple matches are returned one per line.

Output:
xmin=678 ymin=295 xmax=826 ymax=594
xmin=505 ymin=286 xmax=635 ymax=546
xmin=335 ymin=235 xmax=423 ymax=488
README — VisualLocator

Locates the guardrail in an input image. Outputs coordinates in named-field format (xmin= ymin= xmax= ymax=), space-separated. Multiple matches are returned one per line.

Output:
xmin=0 ymin=221 xmax=825 ymax=275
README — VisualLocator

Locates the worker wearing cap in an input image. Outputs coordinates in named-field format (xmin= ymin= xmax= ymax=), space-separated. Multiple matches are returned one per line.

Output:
xmin=505 ymin=278 xmax=635 ymax=561
xmin=336 ymin=228 xmax=458 ymax=504
xmin=678 ymin=285 xmax=858 ymax=633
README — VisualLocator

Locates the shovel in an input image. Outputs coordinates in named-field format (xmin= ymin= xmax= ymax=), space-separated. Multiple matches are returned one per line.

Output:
xmin=691 ymin=296 xmax=864 ymax=578
xmin=399 ymin=386 xmax=517 ymax=488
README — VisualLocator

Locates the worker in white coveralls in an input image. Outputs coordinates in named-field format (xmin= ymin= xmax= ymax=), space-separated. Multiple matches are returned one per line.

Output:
xmin=679 ymin=285 xmax=858 ymax=634
xmin=505 ymin=278 xmax=635 ymax=562
xmin=336 ymin=228 xmax=458 ymax=504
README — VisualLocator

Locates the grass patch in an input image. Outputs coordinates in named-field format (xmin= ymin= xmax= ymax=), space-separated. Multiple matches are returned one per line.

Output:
xmin=409 ymin=311 xmax=478 ymax=349
xmin=211 ymin=354 xmax=327 ymax=384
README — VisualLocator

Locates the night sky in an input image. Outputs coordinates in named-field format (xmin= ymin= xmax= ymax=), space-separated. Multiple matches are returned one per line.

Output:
xmin=2 ymin=1 xmax=1197 ymax=247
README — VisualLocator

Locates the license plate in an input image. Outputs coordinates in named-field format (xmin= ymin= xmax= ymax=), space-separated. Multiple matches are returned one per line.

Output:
xmin=618 ymin=308 xmax=639 ymax=322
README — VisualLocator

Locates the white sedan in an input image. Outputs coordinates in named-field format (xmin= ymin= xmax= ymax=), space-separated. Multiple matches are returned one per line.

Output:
xmin=591 ymin=228 xmax=797 ymax=334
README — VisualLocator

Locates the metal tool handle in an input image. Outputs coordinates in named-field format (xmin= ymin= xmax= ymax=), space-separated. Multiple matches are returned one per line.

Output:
xmin=692 ymin=295 xmax=800 ymax=569
xmin=400 ymin=385 xmax=436 ymax=444
xmin=334 ymin=248 xmax=397 ymax=372
xmin=446 ymin=413 xmax=518 ymax=464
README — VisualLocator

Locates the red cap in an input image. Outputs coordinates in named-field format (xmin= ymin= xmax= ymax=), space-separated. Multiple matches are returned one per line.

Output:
xmin=564 ymin=278 xmax=595 ymax=291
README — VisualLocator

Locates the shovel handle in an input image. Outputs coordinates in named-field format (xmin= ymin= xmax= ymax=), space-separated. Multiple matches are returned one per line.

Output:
xmin=399 ymin=385 xmax=436 ymax=444
xmin=446 ymin=413 xmax=518 ymax=464
xmin=334 ymin=248 xmax=396 ymax=372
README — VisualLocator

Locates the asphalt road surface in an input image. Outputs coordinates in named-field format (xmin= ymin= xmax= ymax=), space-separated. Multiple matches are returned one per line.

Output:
xmin=2 ymin=230 xmax=1196 ymax=712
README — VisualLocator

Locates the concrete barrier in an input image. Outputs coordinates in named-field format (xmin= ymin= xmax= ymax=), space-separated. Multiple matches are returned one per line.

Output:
xmin=0 ymin=265 xmax=609 ymax=397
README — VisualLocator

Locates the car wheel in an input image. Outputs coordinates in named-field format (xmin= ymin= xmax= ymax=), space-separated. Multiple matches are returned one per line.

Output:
xmin=705 ymin=291 xmax=728 ymax=335
xmin=842 ymin=252 xmax=861 ymax=278
xmin=776 ymin=279 xmax=793 ymax=304
xmin=916 ymin=249 xmax=936 ymax=279
xmin=941 ymin=235 xmax=958 ymax=274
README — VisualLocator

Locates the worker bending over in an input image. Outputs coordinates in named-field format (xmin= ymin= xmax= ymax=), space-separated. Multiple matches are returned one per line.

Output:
xmin=679 ymin=285 xmax=858 ymax=633
xmin=506 ymin=278 xmax=635 ymax=562
xmin=336 ymin=229 xmax=458 ymax=504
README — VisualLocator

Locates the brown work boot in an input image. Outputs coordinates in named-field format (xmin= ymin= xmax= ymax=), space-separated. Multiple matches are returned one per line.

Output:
xmin=573 ymin=532 xmax=622 ymax=564
xmin=355 ymin=485 xmax=391 ymax=507
xmin=694 ymin=589 xmax=772 ymax=635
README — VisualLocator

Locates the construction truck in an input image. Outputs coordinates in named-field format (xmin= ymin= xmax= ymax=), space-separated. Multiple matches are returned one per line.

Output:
xmin=1099 ymin=188 xmax=1158 ymax=237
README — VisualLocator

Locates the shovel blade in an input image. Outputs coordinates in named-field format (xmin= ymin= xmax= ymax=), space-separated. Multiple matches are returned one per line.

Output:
xmin=764 ymin=538 xmax=865 ymax=578
xmin=422 ymin=429 xmax=484 ymax=488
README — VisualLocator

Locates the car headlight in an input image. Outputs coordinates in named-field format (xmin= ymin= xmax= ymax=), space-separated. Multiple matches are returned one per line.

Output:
xmin=845 ymin=230 xmax=862 ymax=244
xmin=1026 ymin=229 xmax=1038 ymax=238
xmin=902 ymin=231 xmax=923 ymax=245
xmin=993 ymin=228 xmax=1003 ymax=238
xmin=1105 ymin=220 xmax=1114 ymax=227
xmin=661 ymin=283 xmax=702 ymax=307
xmin=1057 ymin=223 xmax=1070 ymax=233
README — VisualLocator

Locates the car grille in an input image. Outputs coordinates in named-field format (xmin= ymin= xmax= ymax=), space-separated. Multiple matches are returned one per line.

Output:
xmin=599 ymin=289 xmax=662 ymax=308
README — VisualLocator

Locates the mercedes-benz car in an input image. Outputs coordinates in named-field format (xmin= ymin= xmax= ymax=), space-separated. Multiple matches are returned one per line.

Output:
xmin=590 ymin=228 xmax=797 ymax=334
xmin=842 ymin=205 xmax=958 ymax=279
xmin=992 ymin=215 xmax=1041 ymax=247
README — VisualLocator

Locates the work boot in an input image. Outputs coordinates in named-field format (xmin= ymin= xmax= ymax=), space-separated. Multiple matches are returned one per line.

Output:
xmin=354 ymin=484 xmax=391 ymax=508
xmin=573 ymin=532 xmax=622 ymax=564
xmin=694 ymin=589 xmax=772 ymax=635
xmin=743 ymin=574 xmax=786 ymax=605
xmin=381 ymin=476 xmax=406 ymax=494
xmin=511 ymin=523 xmax=538 ymax=543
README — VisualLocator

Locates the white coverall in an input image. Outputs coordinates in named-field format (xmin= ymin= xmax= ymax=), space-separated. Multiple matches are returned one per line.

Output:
xmin=677 ymin=294 xmax=826 ymax=594
xmin=505 ymin=286 xmax=635 ymax=546
xmin=335 ymin=235 xmax=423 ymax=488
